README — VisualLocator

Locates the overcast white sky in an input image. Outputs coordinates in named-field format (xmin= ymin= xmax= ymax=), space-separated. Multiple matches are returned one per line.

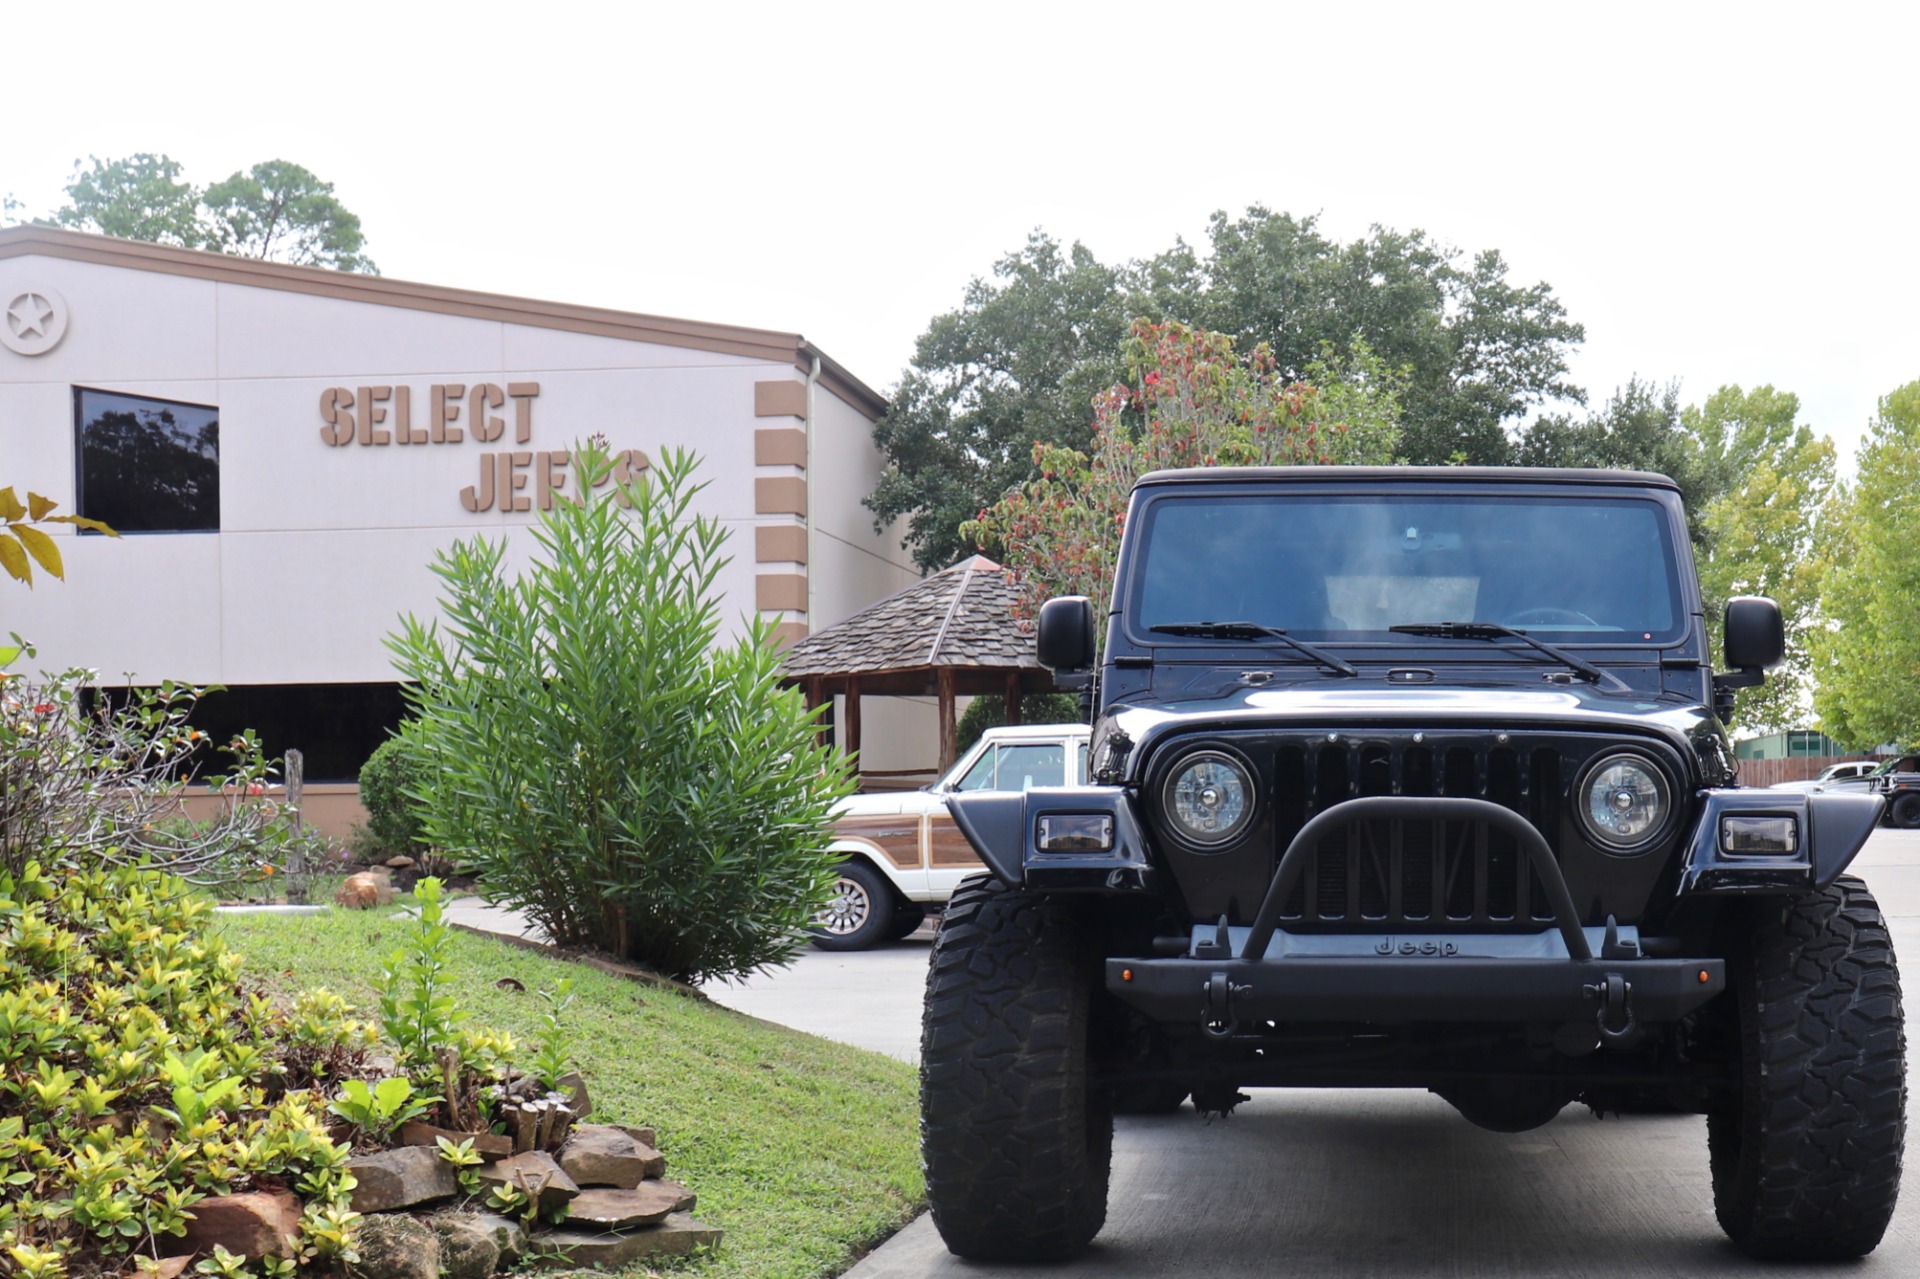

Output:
xmin=8 ymin=1 xmax=1915 ymax=473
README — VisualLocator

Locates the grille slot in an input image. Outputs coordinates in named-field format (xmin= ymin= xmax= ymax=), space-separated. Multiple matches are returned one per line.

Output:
xmin=1275 ymin=737 xmax=1568 ymax=931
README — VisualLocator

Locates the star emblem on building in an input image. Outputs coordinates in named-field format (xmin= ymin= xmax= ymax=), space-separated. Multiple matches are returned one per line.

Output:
xmin=6 ymin=292 xmax=54 ymax=338
xmin=0 ymin=286 xmax=68 ymax=355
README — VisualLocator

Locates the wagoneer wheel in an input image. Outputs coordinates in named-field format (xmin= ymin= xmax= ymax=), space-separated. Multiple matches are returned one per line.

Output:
xmin=921 ymin=874 xmax=1112 ymax=1260
xmin=1709 ymin=876 xmax=1905 ymax=1259
xmin=808 ymin=861 xmax=892 ymax=951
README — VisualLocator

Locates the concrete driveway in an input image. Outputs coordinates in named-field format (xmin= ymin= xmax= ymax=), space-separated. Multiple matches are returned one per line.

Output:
xmin=704 ymin=831 xmax=1920 ymax=1278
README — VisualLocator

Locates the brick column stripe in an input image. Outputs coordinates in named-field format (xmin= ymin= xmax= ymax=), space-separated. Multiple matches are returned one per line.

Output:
xmin=755 ymin=427 xmax=807 ymax=468
xmin=755 ymin=477 xmax=807 ymax=517
xmin=756 ymin=525 xmax=808 ymax=565
xmin=754 ymin=380 xmax=808 ymax=419
xmin=756 ymin=573 xmax=809 ymax=612
xmin=766 ymin=621 xmax=810 ymax=649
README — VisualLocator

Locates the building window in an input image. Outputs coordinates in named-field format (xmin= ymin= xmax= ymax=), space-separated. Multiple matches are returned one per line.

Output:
xmin=73 ymin=388 xmax=220 ymax=532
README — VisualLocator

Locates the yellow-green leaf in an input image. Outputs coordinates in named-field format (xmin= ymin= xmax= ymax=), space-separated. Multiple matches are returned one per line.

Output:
xmin=43 ymin=514 xmax=118 ymax=536
xmin=10 ymin=525 xmax=62 ymax=581
xmin=0 ymin=488 xmax=23 ymax=524
xmin=0 ymin=534 xmax=30 ymax=584
xmin=0 ymin=645 xmax=19 ymax=666
xmin=26 ymin=491 xmax=56 ymax=521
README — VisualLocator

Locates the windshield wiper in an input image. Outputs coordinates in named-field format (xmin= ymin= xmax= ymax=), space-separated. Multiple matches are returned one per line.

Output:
xmin=1388 ymin=621 xmax=1608 ymax=684
xmin=1148 ymin=622 xmax=1359 ymax=677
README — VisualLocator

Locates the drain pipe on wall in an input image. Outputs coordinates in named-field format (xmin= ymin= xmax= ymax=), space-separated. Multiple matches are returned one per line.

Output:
xmin=805 ymin=355 xmax=820 ymax=628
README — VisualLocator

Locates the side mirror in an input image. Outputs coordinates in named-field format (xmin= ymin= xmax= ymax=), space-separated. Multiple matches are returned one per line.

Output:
xmin=1036 ymin=596 xmax=1096 ymax=671
xmin=1724 ymin=596 xmax=1784 ymax=671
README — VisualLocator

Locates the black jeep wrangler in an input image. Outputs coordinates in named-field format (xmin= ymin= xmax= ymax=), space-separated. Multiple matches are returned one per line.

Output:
xmin=923 ymin=467 xmax=1903 ymax=1262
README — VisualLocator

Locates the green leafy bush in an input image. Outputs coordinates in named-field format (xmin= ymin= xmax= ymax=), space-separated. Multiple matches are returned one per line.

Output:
xmin=0 ymin=863 xmax=367 ymax=1277
xmin=387 ymin=444 xmax=854 ymax=983
xmin=356 ymin=726 xmax=430 ymax=861
xmin=955 ymin=692 xmax=1084 ymax=753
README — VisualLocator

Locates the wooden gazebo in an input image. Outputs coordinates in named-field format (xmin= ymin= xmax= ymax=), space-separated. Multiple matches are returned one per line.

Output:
xmin=779 ymin=556 xmax=1059 ymax=775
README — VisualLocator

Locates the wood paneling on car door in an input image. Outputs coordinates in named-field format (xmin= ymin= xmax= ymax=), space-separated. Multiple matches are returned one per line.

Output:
xmin=928 ymin=813 xmax=982 ymax=868
xmin=833 ymin=815 xmax=923 ymax=869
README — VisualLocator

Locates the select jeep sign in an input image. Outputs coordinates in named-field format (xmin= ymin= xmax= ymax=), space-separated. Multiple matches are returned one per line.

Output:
xmin=318 ymin=382 xmax=649 ymax=512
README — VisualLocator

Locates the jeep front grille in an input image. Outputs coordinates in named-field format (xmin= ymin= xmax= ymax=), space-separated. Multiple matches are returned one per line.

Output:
xmin=1269 ymin=736 xmax=1571 ymax=931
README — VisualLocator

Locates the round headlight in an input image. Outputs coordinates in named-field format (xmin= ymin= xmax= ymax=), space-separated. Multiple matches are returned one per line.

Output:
xmin=1161 ymin=750 xmax=1256 ymax=847
xmin=1578 ymin=752 xmax=1671 ymax=851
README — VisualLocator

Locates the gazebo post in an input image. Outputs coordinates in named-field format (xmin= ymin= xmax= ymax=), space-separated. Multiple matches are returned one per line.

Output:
xmin=845 ymin=675 xmax=863 ymax=777
xmin=805 ymin=677 xmax=829 ymax=747
xmin=1004 ymin=671 xmax=1022 ymax=725
xmin=937 ymin=667 xmax=958 ymax=770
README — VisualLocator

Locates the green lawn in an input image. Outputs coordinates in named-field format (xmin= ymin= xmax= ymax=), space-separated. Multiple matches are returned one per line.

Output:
xmin=216 ymin=908 xmax=924 ymax=1279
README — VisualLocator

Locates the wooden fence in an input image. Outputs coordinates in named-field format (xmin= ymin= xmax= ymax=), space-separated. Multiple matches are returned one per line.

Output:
xmin=1735 ymin=756 xmax=1869 ymax=787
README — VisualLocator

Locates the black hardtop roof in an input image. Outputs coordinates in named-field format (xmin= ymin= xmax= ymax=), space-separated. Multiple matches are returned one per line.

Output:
xmin=1134 ymin=466 xmax=1681 ymax=491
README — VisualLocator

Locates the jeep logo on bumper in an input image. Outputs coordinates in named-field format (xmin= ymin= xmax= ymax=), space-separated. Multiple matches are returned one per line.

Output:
xmin=1374 ymin=938 xmax=1460 ymax=957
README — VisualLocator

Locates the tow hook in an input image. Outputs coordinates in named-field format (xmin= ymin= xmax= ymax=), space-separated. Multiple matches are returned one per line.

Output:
xmin=1584 ymin=971 xmax=1638 ymax=1045
xmin=1202 ymin=970 xmax=1251 ymax=1039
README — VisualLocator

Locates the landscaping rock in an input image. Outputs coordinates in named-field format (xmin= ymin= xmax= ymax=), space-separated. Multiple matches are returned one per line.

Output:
xmin=349 ymin=1214 xmax=440 ymax=1279
xmin=556 ymin=1126 xmax=653 ymax=1188
xmin=557 ymin=1070 xmax=592 ymax=1119
xmin=477 ymin=1151 xmax=578 ymax=1215
xmin=384 ymin=856 xmax=417 ymax=869
xmin=347 ymin=1146 xmax=459 ymax=1213
xmin=429 ymin=1213 xmax=499 ymax=1279
xmin=565 ymin=1182 xmax=697 ymax=1229
xmin=182 ymin=1191 xmax=301 ymax=1259
xmin=334 ymin=873 xmax=393 ymax=909
xmin=532 ymin=1214 xmax=721 ymax=1267
xmin=399 ymin=1120 xmax=514 ymax=1158
xmin=464 ymin=1212 xmax=529 ymax=1266
xmin=611 ymin=1123 xmax=656 ymax=1148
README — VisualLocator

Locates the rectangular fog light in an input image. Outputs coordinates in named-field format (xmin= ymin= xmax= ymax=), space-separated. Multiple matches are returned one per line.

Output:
xmin=1036 ymin=814 xmax=1114 ymax=853
xmin=1721 ymin=815 xmax=1799 ymax=856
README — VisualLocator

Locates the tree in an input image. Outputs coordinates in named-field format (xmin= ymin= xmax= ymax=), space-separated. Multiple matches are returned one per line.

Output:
xmin=1156 ymin=208 xmax=1586 ymax=466
xmin=1812 ymin=382 xmax=1920 ymax=750
xmin=1687 ymin=387 xmax=1835 ymax=733
xmin=200 ymin=160 xmax=376 ymax=271
xmin=872 ymin=211 xmax=1584 ymax=570
xmin=386 ymin=444 xmax=854 ymax=983
xmin=46 ymin=154 xmax=377 ymax=273
xmin=962 ymin=321 xmax=1401 ymax=631
xmin=867 ymin=233 xmax=1128 ymax=570
xmin=50 ymin=154 xmax=201 ymax=247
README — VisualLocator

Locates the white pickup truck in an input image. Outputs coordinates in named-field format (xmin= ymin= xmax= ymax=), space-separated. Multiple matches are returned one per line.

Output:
xmin=811 ymin=723 xmax=1092 ymax=950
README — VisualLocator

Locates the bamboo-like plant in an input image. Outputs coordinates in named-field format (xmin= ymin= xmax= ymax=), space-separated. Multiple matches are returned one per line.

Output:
xmin=387 ymin=443 xmax=852 ymax=983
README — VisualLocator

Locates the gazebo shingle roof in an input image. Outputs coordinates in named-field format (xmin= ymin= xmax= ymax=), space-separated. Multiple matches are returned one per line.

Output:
xmin=780 ymin=556 xmax=1042 ymax=679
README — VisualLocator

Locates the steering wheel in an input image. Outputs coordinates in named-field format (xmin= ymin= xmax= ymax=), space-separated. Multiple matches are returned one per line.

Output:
xmin=1503 ymin=608 xmax=1598 ymax=627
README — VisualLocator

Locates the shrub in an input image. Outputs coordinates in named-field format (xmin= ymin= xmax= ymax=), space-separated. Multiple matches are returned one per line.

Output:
xmin=0 ymin=671 xmax=282 ymax=881
xmin=386 ymin=444 xmax=854 ymax=984
xmin=357 ymin=725 xmax=430 ymax=861
xmin=0 ymin=863 xmax=366 ymax=1276
xmin=955 ymin=692 xmax=1083 ymax=753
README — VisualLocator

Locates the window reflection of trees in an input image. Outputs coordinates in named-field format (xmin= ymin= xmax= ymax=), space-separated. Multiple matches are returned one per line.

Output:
xmin=76 ymin=391 xmax=219 ymax=532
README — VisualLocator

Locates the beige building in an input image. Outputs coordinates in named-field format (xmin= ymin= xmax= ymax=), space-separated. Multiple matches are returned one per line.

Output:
xmin=0 ymin=226 xmax=927 ymax=835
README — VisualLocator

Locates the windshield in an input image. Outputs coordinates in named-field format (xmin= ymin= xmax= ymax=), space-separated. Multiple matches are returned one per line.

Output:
xmin=1128 ymin=492 xmax=1685 ymax=644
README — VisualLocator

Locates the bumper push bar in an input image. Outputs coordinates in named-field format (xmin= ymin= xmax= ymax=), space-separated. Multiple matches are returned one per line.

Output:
xmin=1106 ymin=797 xmax=1726 ymax=1037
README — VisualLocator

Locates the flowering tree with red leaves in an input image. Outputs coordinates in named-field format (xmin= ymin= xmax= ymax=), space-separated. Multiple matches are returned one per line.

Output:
xmin=963 ymin=321 xmax=1400 ymax=638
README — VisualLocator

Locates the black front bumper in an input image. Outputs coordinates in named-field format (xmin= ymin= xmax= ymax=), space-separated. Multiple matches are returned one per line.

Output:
xmin=1107 ymin=953 xmax=1724 ymax=1025
xmin=1107 ymin=796 xmax=1726 ymax=1031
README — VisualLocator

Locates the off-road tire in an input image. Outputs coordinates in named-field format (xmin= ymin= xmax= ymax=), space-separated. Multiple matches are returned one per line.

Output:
xmin=1889 ymin=791 xmax=1920 ymax=830
xmin=1708 ymin=875 xmax=1906 ymax=1259
xmin=920 ymin=874 xmax=1112 ymax=1260
xmin=808 ymin=861 xmax=893 ymax=951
